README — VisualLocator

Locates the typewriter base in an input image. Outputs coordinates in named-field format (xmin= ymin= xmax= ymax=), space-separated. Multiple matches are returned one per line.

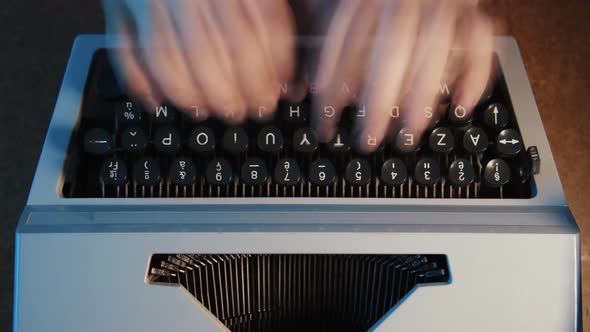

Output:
xmin=14 ymin=208 xmax=580 ymax=332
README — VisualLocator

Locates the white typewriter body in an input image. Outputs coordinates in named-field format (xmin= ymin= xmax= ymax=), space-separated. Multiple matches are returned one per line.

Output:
xmin=13 ymin=35 xmax=580 ymax=331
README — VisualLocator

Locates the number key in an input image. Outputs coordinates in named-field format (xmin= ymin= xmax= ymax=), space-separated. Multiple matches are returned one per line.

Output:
xmin=206 ymin=158 xmax=233 ymax=185
xmin=345 ymin=158 xmax=372 ymax=186
xmin=133 ymin=158 xmax=160 ymax=186
xmin=380 ymin=158 xmax=407 ymax=186
xmin=241 ymin=158 xmax=268 ymax=185
xmin=274 ymin=158 xmax=301 ymax=186
xmin=414 ymin=158 xmax=440 ymax=186
xmin=309 ymin=159 xmax=336 ymax=186
xmin=99 ymin=158 xmax=127 ymax=185
xmin=447 ymin=158 xmax=475 ymax=187
xmin=169 ymin=158 xmax=196 ymax=186
xmin=484 ymin=158 xmax=511 ymax=188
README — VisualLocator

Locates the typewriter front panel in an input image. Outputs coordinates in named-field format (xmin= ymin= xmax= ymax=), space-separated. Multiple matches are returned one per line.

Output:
xmin=15 ymin=219 xmax=578 ymax=332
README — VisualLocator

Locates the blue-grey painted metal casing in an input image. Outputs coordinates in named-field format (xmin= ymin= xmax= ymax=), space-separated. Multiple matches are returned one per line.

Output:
xmin=13 ymin=35 xmax=581 ymax=331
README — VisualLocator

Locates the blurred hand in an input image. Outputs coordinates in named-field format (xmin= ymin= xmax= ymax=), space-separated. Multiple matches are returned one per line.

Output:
xmin=310 ymin=0 xmax=494 ymax=153
xmin=102 ymin=0 xmax=296 ymax=123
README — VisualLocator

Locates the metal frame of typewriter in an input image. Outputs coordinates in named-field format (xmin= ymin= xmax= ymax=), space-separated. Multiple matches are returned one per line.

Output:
xmin=14 ymin=35 xmax=581 ymax=331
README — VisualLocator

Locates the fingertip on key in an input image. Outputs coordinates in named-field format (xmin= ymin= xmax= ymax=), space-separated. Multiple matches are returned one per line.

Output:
xmin=355 ymin=130 xmax=383 ymax=155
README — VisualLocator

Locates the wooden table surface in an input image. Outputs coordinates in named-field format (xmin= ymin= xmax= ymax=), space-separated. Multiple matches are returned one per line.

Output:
xmin=490 ymin=1 xmax=590 ymax=329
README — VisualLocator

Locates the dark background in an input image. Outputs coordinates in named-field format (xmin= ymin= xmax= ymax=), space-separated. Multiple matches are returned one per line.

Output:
xmin=0 ymin=1 xmax=589 ymax=331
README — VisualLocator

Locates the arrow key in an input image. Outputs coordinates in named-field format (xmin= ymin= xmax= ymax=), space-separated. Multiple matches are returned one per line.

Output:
xmin=496 ymin=129 xmax=523 ymax=157
xmin=483 ymin=103 xmax=509 ymax=130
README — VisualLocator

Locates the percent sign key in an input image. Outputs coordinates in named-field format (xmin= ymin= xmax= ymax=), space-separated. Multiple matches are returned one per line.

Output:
xmin=116 ymin=101 xmax=142 ymax=124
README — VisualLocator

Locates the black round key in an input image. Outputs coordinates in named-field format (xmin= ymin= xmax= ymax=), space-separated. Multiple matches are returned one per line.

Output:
xmin=189 ymin=126 xmax=216 ymax=153
xmin=121 ymin=126 xmax=146 ymax=153
xmin=429 ymin=127 xmax=455 ymax=153
xmin=223 ymin=127 xmax=249 ymax=154
xmin=206 ymin=158 xmax=233 ymax=185
xmin=424 ymin=106 xmax=441 ymax=129
xmin=448 ymin=103 xmax=472 ymax=125
xmin=345 ymin=158 xmax=372 ymax=186
xmin=133 ymin=158 xmax=160 ymax=186
xmin=484 ymin=158 xmax=511 ymax=188
xmin=274 ymin=158 xmax=301 ymax=186
xmin=83 ymin=128 xmax=112 ymax=155
xmin=280 ymin=101 xmax=309 ymax=124
xmin=448 ymin=158 xmax=475 ymax=187
xmin=380 ymin=158 xmax=408 ymax=186
xmin=395 ymin=128 xmax=420 ymax=153
xmin=327 ymin=131 xmax=351 ymax=153
xmin=309 ymin=159 xmax=336 ymax=186
xmin=257 ymin=126 xmax=284 ymax=153
xmin=483 ymin=103 xmax=509 ymax=130
xmin=241 ymin=158 xmax=268 ymax=185
xmin=152 ymin=104 xmax=175 ymax=123
xmin=99 ymin=158 xmax=127 ymax=185
xmin=116 ymin=100 xmax=142 ymax=124
xmin=292 ymin=127 xmax=319 ymax=153
xmin=463 ymin=127 xmax=488 ymax=154
xmin=358 ymin=132 xmax=386 ymax=153
xmin=496 ymin=128 xmax=523 ymax=157
xmin=414 ymin=158 xmax=440 ymax=186
xmin=169 ymin=158 xmax=196 ymax=186
xmin=154 ymin=126 xmax=181 ymax=153
xmin=478 ymin=78 xmax=495 ymax=104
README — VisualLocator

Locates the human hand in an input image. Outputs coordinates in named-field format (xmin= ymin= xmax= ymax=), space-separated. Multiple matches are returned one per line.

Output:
xmin=310 ymin=0 xmax=494 ymax=153
xmin=102 ymin=0 xmax=296 ymax=123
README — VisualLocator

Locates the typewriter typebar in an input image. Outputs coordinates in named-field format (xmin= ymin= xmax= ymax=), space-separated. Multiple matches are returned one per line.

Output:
xmin=147 ymin=254 xmax=450 ymax=332
xmin=13 ymin=35 xmax=581 ymax=332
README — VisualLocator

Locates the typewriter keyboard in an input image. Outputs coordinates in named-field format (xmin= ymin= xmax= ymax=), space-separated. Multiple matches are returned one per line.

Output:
xmin=61 ymin=49 xmax=535 ymax=199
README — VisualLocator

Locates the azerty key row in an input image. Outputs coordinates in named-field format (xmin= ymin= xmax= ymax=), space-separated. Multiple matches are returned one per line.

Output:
xmin=99 ymin=157 xmax=511 ymax=189
xmin=84 ymin=124 xmax=523 ymax=157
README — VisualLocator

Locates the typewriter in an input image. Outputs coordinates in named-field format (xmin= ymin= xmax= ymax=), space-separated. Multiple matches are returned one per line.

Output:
xmin=13 ymin=35 xmax=581 ymax=332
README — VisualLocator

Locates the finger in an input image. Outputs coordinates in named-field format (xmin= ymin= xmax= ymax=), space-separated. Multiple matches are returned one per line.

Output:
xmin=248 ymin=0 xmax=296 ymax=85
xmin=314 ymin=0 xmax=362 ymax=90
xmin=452 ymin=9 xmax=494 ymax=113
xmin=103 ymin=0 xmax=161 ymax=109
xmin=312 ymin=0 xmax=380 ymax=142
xmin=402 ymin=2 xmax=456 ymax=138
xmin=356 ymin=1 xmax=421 ymax=154
xmin=243 ymin=0 xmax=295 ymax=119
xmin=128 ymin=0 xmax=202 ymax=112
xmin=168 ymin=0 xmax=245 ymax=123
xmin=211 ymin=1 xmax=281 ymax=120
